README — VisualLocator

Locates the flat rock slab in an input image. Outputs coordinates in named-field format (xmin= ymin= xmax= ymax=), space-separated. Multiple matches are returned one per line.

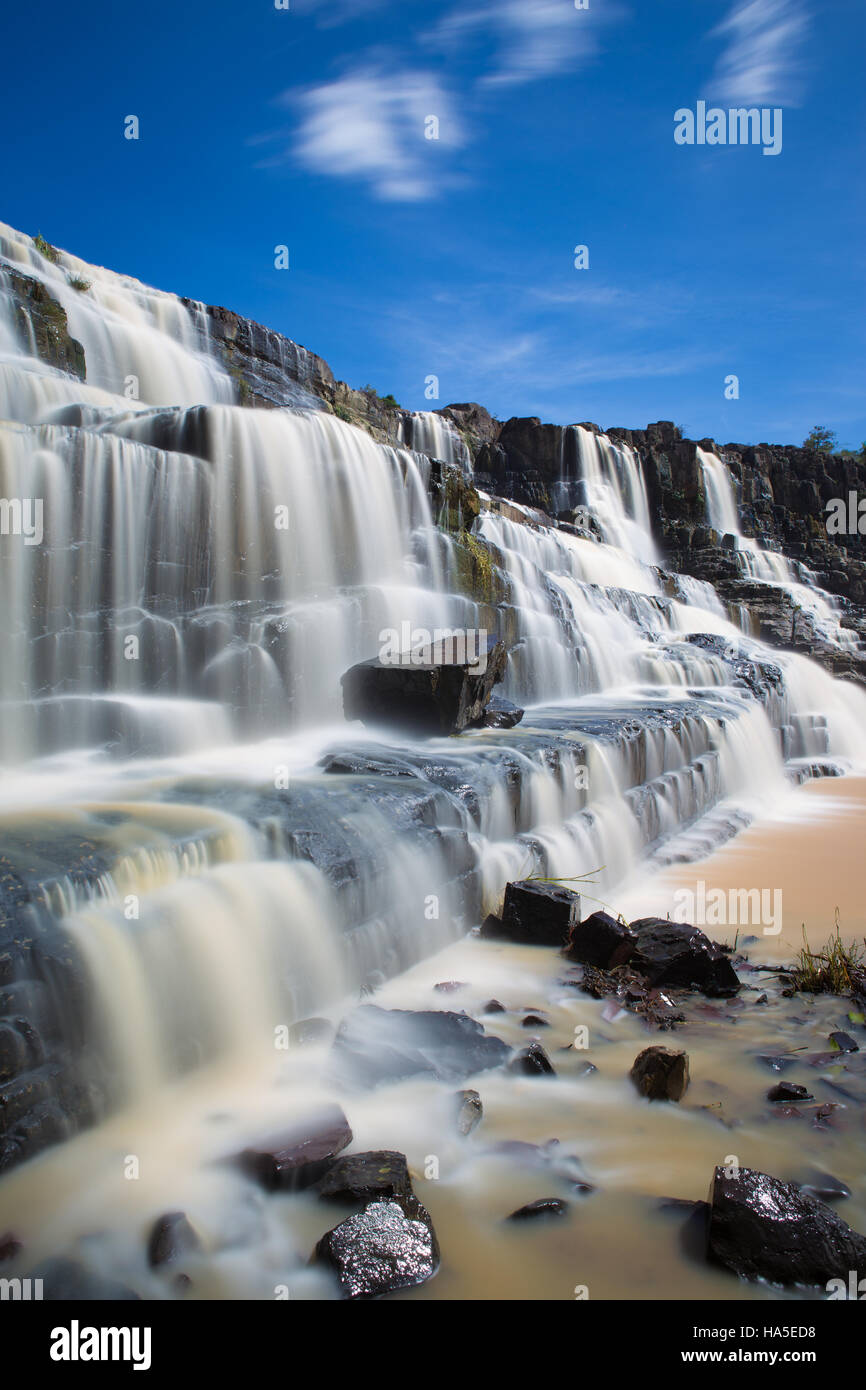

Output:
xmin=239 ymin=1104 xmax=352 ymax=1191
xmin=707 ymin=1165 xmax=866 ymax=1286
xmin=628 ymin=918 xmax=740 ymax=997
xmin=315 ymin=1151 xmax=412 ymax=1206
xmin=314 ymin=1195 xmax=440 ymax=1299
xmin=329 ymin=1006 xmax=510 ymax=1090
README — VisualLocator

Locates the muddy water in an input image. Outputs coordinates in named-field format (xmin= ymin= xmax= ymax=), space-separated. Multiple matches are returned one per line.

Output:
xmin=1 ymin=778 xmax=864 ymax=1302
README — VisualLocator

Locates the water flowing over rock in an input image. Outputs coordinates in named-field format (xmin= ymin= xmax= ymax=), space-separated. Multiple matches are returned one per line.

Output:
xmin=341 ymin=635 xmax=507 ymax=735
xmin=238 ymin=1105 xmax=353 ymax=1191
xmin=329 ymin=1007 xmax=510 ymax=1090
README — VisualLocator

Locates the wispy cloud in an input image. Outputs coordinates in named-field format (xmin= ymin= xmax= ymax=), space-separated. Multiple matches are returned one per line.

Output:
xmin=291 ymin=0 xmax=391 ymax=27
xmin=263 ymin=67 xmax=465 ymax=201
xmin=707 ymin=0 xmax=810 ymax=105
xmin=428 ymin=0 xmax=607 ymax=89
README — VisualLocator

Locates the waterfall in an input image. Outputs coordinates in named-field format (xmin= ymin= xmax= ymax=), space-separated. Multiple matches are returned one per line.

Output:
xmin=2 ymin=224 xmax=866 ymax=1183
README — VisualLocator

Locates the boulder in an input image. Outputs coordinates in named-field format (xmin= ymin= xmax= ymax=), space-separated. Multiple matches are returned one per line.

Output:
xmin=315 ymin=1150 xmax=412 ymax=1205
xmin=829 ymin=1031 xmax=859 ymax=1053
xmin=238 ymin=1104 xmax=352 ymax=1191
xmin=147 ymin=1211 xmax=202 ymax=1268
xmin=564 ymin=910 xmax=635 ymax=968
xmin=341 ymin=635 xmax=507 ymax=736
xmin=455 ymin=1089 xmax=483 ymax=1136
xmin=480 ymin=695 xmax=524 ymax=729
xmin=630 ymin=1046 xmax=690 ymax=1101
xmin=627 ymin=918 xmax=740 ymax=996
xmin=314 ymin=1194 xmax=439 ymax=1299
xmin=707 ymin=1165 xmax=866 ymax=1285
xmin=508 ymin=1198 xmax=569 ymax=1221
xmin=507 ymin=1042 xmax=556 ymax=1077
xmin=498 ymin=880 xmax=581 ymax=947
xmin=329 ymin=1006 xmax=509 ymax=1089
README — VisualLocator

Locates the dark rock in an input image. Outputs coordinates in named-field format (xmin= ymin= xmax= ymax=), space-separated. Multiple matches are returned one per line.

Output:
xmin=508 ymin=1198 xmax=569 ymax=1221
xmin=768 ymin=1082 xmax=813 ymax=1103
xmin=32 ymin=1257 xmax=141 ymax=1301
xmin=499 ymin=879 xmax=580 ymax=947
xmin=522 ymin=1013 xmax=549 ymax=1028
xmin=479 ymin=913 xmax=505 ymax=939
xmin=628 ymin=918 xmax=740 ymax=997
xmin=239 ymin=1104 xmax=352 ymax=1190
xmin=314 ymin=1194 xmax=439 ymax=1299
xmin=288 ymin=1017 xmax=334 ymax=1048
xmin=707 ymin=1165 xmax=866 ymax=1286
xmin=564 ymin=909 xmax=635 ymax=968
xmin=508 ymin=1043 xmax=556 ymax=1076
xmin=481 ymin=998 xmax=506 ymax=1013
xmin=329 ymin=1006 xmax=509 ymax=1089
xmin=147 ymin=1211 xmax=202 ymax=1268
xmin=315 ymin=1150 xmax=412 ymax=1205
xmin=434 ymin=980 xmax=466 ymax=994
xmin=455 ymin=1089 xmax=483 ymax=1136
xmin=0 ymin=1232 xmax=22 ymax=1263
xmin=480 ymin=695 xmax=524 ymax=729
xmin=630 ymin=1046 xmax=690 ymax=1101
xmin=797 ymin=1170 xmax=852 ymax=1203
xmin=829 ymin=1031 xmax=859 ymax=1053
xmin=341 ymin=635 xmax=507 ymax=736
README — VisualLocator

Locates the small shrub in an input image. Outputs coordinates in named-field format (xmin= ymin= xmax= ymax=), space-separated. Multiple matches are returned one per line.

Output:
xmin=803 ymin=425 xmax=838 ymax=453
xmin=67 ymin=275 xmax=91 ymax=292
xmin=792 ymin=921 xmax=866 ymax=996
xmin=33 ymin=233 xmax=60 ymax=264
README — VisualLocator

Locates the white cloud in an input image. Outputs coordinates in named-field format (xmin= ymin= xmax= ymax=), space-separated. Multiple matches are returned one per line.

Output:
xmin=429 ymin=0 xmax=604 ymax=89
xmin=275 ymin=68 xmax=465 ymax=201
xmin=708 ymin=0 xmax=809 ymax=105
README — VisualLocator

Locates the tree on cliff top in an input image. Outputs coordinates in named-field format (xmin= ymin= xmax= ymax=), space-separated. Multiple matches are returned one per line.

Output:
xmin=803 ymin=425 xmax=838 ymax=453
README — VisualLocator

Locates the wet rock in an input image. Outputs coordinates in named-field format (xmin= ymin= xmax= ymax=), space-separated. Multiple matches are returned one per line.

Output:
xmin=341 ymin=635 xmax=507 ymax=736
xmin=707 ymin=1165 xmax=866 ymax=1286
xmin=147 ymin=1211 xmax=202 ymax=1269
xmin=314 ymin=1194 xmax=439 ymax=1299
xmin=479 ymin=913 xmax=506 ymax=940
xmin=239 ymin=1104 xmax=353 ymax=1191
xmin=329 ymin=1006 xmax=509 ymax=1089
xmin=498 ymin=879 xmax=580 ymax=947
xmin=315 ymin=1151 xmax=412 ymax=1205
xmin=481 ymin=998 xmax=505 ymax=1014
xmin=768 ymin=1082 xmax=813 ymax=1103
xmin=522 ymin=1013 xmax=549 ymax=1028
xmin=829 ymin=1031 xmax=859 ymax=1053
xmin=434 ymin=980 xmax=466 ymax=994
xmin=628 ymin=918 xmax=740 ymax=997
xmin=0 ymin=1232 xmax=22 ymax=1263
xmin=564 ymin=910 xmax=635 ymax=968
xmin=455 ymin=1089 xmax=483 ymax=1136
xmin=630 ymin=1046 xmax=690 ymax=1102
xmin=508 ymin=1198 xmax=569 ymax=1221
xmin=288 ymin=1017 xmax=334 ymax=1048
xmin=508 ymin=1042 xmax=555 ymax=1076
xmin=797 ymin=1170 xmax=852 ymax=1203
xmin=758 ymin=1054 xmax=796 ymax=1073
xmin=480 ymin=695 xmax=524 ymax=729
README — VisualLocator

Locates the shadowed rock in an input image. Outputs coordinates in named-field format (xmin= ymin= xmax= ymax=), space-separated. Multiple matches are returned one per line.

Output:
xmin=628 ymin=918 xmax=740 ymax=997
xmin=508 ymin=1042 xmax=556 ymax=1077
xmin=707 ymin=1165 xmax=866 ymax=1285
xmin=147 ymin=1211 xmax=202 ymax=1268
xmin=315 ymin=1151 xmax=412 ymax=1206
xmin=768 ymin=1082 xmax=813 ymax=1103
xmin=314 ymin=1194 xmax=439 ymax=1299
xmin=564 ymin=910 xmax=635 ymax=968
xmin=488 ymin=880 xmax=581 ymax=947
xmin=341 ymin=635 xmax=507 ymax=736
xmin=508 ymin=1198 xmax=569 ymax=1221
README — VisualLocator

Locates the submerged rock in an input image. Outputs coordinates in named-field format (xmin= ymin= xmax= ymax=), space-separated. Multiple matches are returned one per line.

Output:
xmin=341 ymin=635 xmax=507 ymax=736
xmin=314 ymin=1194 xmax=440 ymax=1299
xmin=455 ymin=1089 xmax=483 ymax=1136
xmin=315 ymin=1151 xmax=412 ymax=1206
xmin=508 ymin=1198 xmax=569 ymax=1221
xmin=239 ymin=1104 xmax=352 ymax=1191
xmin=630 ymin=1045 xmax=690 ymax=1101
xmin=797 ymin=1170 xmax=852 ymax=1203
xmin=288 ymin=1017 xmax=334 ymax=1048
xmin=564 ymin=909 xmax=635 ymax=968
xmin=768 ymin=1082 xmax=813 ymax=1103
xmin=627 ymin=918 xmax=740 ymax=997
xmin=497 ymin=879 xmax=581 ymax=947
xmin=329 ymin=1006 xmax=510 ymax=1089
xmin=31 ymin=1257 xmax=140 ymax=1301
xmin=147 ymin=1211 xmax=202 ymax=1268
xmin=707 ymin=1165 xmax=866 ymax=1285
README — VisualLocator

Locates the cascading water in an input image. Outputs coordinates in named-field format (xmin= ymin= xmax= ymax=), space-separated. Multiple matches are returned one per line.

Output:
xmin=1 ymin=226 xmax=865 ymax=1299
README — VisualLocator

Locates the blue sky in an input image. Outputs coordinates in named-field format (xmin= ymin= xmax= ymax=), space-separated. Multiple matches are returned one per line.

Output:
xmin=1 ymin=0 xmax=864 ymax=447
